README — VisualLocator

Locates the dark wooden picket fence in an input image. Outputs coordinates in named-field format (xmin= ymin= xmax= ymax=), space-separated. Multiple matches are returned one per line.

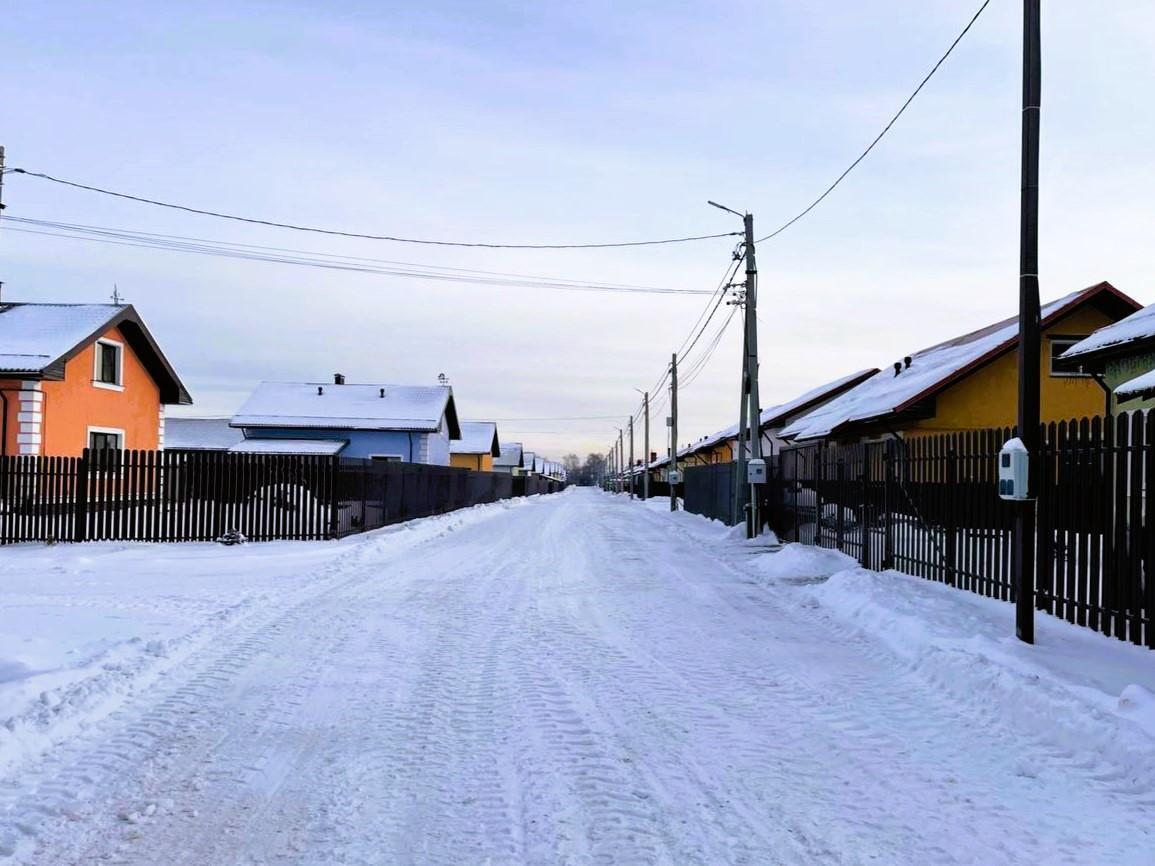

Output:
xmin=774 ymin=411 xmax=1154 ymax=649
xmin=0 ymin=449 xmax=563 ymax=544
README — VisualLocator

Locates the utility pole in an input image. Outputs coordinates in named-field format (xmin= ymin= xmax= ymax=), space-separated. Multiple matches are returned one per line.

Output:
xmin=618 ymin=428 xmax=624 ymax=494
xmin=1014 ymin=0 xmax=1041 ymax=645
xmin=642 ymin=391 xmax=650 ymax=500
xmin=743 ymin=211 xmax=763 ymax=539
xmin=733 ymin=323 xmax=749 ymax=527
xmin=0 ymin=146 xmax=5 ymax=304
xmin=669 ymin=352 xmax=678 ymax=512
xmin=628 ymin=415 xmax=635 ymax=499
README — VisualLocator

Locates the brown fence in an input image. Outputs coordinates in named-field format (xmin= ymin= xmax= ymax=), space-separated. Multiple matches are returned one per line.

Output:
xmin=0 ymin=449 xmax=564 ymax=544
xmin=775 ymin=411 xmax=1153 ymax=649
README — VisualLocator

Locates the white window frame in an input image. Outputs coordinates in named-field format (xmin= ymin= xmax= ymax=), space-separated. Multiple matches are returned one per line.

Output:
xmin=87 ymin=426 xmax=125 ymax=450
xmin=1048 ymin=335 xmax=1090 ymax=378
xmin=92 ymin=338 xmax=125 ymax=391
xmin=368 ymin=453 xmax=404 ymax=463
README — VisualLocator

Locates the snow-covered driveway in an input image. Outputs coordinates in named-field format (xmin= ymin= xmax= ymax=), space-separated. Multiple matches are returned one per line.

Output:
xmin=2 ymin=488 xmax=1152 ymax=864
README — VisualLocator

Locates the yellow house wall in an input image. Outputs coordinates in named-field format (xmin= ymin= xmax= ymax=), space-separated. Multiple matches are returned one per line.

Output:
xmin=905 ymin=306 xmax=1117 ymax=436
xmin=450 ymin=453 xmax=494 ymax=471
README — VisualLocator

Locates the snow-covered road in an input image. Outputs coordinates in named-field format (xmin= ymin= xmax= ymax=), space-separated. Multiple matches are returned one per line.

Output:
xmin=2 ymin=488 xmax=1152 ymax=864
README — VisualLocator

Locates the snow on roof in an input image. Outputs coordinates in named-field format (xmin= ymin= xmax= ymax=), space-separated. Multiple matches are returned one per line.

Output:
xmin=1115 ymin=368 xmax=1155 ymax=402
xmin=494 ymin=441 xmax=523 ymax=467
xmin=229 ymin=438 xmax=347 ymax=456
xmin=232 ymin=382 xmax=454 ymax=433
xmin=165 ymin=418 xmax=245 ymax=451
xmin=780 ymin=287 xmax=1105 ymax=442
xmin=450 ymin=421 xmax=499 ymax=455
xmin=760 ymin=369 xmax=880 ymax=427
xmin=1061 ymin=302 xmax=1155 ymax=360
xmin=0 ymin=303 xmax=124 ymax=372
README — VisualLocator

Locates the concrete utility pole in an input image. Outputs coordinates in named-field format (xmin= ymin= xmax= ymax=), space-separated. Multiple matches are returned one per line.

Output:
xmin=642 ymin=391 xmax=650 ymax=500
xmin=628 ymin=416 xmax=635 ymax=499
xmin=743 ymin=212 xmax=763 ymax=538
xmin=669 ymin=352 xmax=678 ymax=512
xmin=734 ymin=324 xmax=749 ymax=527
xmin=1014 ymin=0 xmax=1041 ymax=645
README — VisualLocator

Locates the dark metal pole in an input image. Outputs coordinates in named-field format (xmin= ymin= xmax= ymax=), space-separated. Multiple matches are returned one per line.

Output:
xmin=1014 ymin=0 xmax=1041 ymax=644
xmin=643 ymin=391 xmax=650 ymax=500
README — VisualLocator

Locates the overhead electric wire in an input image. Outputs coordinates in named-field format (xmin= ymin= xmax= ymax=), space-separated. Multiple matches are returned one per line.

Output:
xmin=3 ymin=219 xmax=713 ymax=297
xmin=755 ymin=0 xmax=991 ymax=243
xmin=679 ymin=306 xmax=739 ymax=391
xmin=6 ymin=168 xmax=739 ymax=250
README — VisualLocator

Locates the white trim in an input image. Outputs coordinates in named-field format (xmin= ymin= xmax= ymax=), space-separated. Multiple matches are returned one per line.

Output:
xmin=87 ymin=425 xmax=126 ymax=450
xmin=92 ymin=337 xmax=126 ymax=390
xmin=16 ymin=411 xmax=42 ymax=424
xmin=19 ymin=381 xmax=42 ymax=392
xmin=16 ymin=432 xmax=42 ymax=445
xmin=15 ymin=383 xmax=43 ymax=455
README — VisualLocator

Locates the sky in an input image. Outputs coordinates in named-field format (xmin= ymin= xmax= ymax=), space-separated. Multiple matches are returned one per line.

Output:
xmin=2 ymin=1 xmax=1153 ymax=461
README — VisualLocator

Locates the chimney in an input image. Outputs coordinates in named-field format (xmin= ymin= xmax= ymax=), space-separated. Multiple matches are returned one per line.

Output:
xmin=334 ymin=373 xmax=345 ymax=385
xmin=904 ymin=356 xmax=912 ymax=369
xmin=317 ymin=385 xmax=324 ymax=396
xmin=893 ymin=362 xmax=902 ymax=377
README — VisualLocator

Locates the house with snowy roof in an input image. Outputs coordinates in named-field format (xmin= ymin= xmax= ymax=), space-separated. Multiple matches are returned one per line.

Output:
xmin=492 ymin=441 xmax=524 ymax=474
xmin=1056 ymin=300 xmax=1155 ymax=412
xmin=647 ymin=368 xmax=878 ymax=475
xmin=228 ymin=374 xmax=461 ymax=463
xmin=0 ymin=302 xmax=191 ymax=457
xmin=520 ymin=451 xmax=538 ymax=477
xmin=164 ymin=417 xmax=244 ymax=452
xmin=780 ymin=281 xmax=1141 ymax=444
xmin=449 ymin=421 xmax=501 ymax=471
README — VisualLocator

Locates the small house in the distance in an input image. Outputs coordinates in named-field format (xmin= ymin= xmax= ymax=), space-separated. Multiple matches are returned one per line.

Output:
xmin=229 ymin=375 xmax=461 ymax=464
xmin=1057 ymin=300 xmax=1155 ymax=412
xmin=0 ymin=302 xmax=191 ymax=457
xmin=493 ymin=441 xmax=524 ymax=474
xmin=450 ymin=421 xmax=501 ymax=471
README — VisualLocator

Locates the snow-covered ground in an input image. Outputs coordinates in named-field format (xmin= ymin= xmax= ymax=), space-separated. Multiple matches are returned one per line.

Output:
xmin=1 ymin=488 xmax=1152 ymax=864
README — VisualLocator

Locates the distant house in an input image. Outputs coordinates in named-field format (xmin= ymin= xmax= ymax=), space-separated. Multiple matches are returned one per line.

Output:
xmin=493 ymin=441 xmax=524 ymax=474
xmin=780 ymin=282 xmax=1141 ymax=444
xmin=450 ymin=421 xmax=501 ymax=471
xmin=1057 ymin=301 xmax=1155 ymax=412
xmin=164 ymin=417 xmax=244 ymax=452
xmin=520 ymin=450 xmax=537 ymax=477
xmin=229 ymin=375 xmax=461 ymax=464
xmin=0 ymin=302 xmax=191 ymax=457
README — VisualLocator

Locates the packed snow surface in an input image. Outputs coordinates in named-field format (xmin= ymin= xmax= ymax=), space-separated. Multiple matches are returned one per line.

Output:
xmin=1 ymin=489 xmax=1152 ymax=864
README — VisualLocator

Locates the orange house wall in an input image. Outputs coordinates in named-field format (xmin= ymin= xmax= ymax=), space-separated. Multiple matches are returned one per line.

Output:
xmin=1 ymin=325 xmax=162 ymax=457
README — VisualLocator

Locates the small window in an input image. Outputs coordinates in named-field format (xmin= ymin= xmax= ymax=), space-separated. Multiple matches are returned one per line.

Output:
xmin=89 ymin=430 xmax=123 ymax=452
xmin=1049 ymin=336 xmax=1090 ymax=377
xmin=369 ymin=454 xmax=403 ymax=463
xmin=95 ymin=340 xmax=122 ymax=386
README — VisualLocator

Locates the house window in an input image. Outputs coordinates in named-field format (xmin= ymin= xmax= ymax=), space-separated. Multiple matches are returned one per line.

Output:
xmin=88 ymin=429 xmax=123 ymax=452
xmin=93 ymin=339 xmax=124 ymax=388
xmin=369 ymin=454 xmax=403 ymax=463
xmin=1049 ymin=336 xmax=1090 ymax=377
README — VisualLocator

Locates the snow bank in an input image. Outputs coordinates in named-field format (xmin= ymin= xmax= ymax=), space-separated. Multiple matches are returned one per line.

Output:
xmin=746 ymin=542 xmax=856 ymax=582
xmin=802 ymin=567 xmax=1155 ymax=763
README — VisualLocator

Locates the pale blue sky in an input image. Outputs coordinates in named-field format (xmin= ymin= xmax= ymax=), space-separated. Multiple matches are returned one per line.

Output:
xmin=3 ymin=1 xmax=1153 ymax=458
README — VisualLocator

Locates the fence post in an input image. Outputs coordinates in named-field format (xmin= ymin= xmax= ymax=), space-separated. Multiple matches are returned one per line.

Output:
xmin=328 ymin=455 xmax=339 ymax=539
xmin=882 ymin=440 xmax=894 ymax=570
xmin=860 ymin=445 xmax=872 ymax=568
xmin=835 ymin=458 xmax=845 ymax=552
xmin=74 ymin=449 xmax=89 ymax=542
xmin=945 ymin=444 xmax=958 ymax=585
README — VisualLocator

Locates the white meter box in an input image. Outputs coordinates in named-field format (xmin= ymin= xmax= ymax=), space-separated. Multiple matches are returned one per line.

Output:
xmin=747 ymin=458 xmax=767 ymax=485
xmin=998 ymin=438 xmax=1030 ymax=501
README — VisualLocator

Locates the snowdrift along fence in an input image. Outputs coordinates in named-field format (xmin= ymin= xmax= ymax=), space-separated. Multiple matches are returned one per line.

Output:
xmin=774 ymin=411 xmax=1154 ymax=649
xmin=0 ymin=449 xmax=564 ymax=544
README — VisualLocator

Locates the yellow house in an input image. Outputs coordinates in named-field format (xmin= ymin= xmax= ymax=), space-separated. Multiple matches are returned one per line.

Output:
xmin=780 ymin=282 xmax=1142 ymax=443
xmin=449 ymin=420 xmax=500 ymax=471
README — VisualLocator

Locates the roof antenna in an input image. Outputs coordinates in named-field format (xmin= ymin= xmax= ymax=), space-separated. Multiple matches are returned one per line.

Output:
xmin=438 ymin=373 xmax=449 ymax=385
xmin=111 ymin=284 xmax=123 ymax=305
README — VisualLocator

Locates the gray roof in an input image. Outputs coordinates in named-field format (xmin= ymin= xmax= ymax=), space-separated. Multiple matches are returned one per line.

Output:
xmin=165 ymin=417 xmax=245 ymax=451
xmin=494 ymin=442 xmax=523 ymax=468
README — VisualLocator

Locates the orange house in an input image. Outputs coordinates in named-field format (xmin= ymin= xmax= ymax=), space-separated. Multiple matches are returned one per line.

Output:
xmin=0 ymin=302 xmax=191 ymax=457
xmin=449 ymin=421 xmax=500 ymax=471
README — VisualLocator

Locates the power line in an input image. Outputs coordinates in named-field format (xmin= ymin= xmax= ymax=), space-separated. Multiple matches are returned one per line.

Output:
xmin=3 ymin=218 xmax=713 ymax=297
xmin=756 ymin=0 xmax=991 ymax=243
xmin=6 ymin=169 xmax=739 ymax=250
